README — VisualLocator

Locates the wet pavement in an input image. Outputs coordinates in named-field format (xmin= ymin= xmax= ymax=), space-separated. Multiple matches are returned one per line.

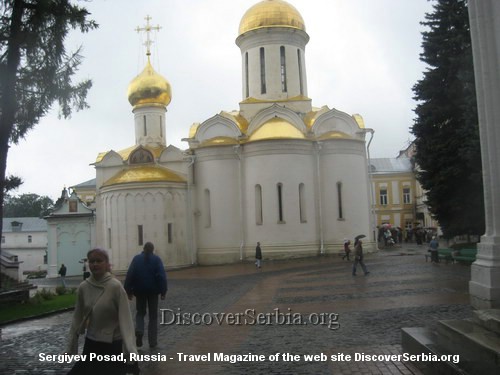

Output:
xmin=0 ymin=244 xmax=473 ymax=374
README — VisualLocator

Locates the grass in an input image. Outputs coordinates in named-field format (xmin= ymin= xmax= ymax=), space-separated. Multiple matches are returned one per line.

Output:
xmin=0 ymin=292 xmax=76 ymax=325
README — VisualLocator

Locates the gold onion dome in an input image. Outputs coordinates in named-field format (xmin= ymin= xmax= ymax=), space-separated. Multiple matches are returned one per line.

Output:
xmin=238 ymin=0 xmax=306 ymax=36
xmin=127 ymin=59 xmax=172 ymax=108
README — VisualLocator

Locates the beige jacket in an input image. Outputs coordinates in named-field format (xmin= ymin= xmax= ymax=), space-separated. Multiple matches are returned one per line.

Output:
xmin=66 ymin=273 xmax=138 ymax=355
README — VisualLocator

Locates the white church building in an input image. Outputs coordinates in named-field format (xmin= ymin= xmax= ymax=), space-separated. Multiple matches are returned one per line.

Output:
xmin=63 ymin=0 xmax=373 ymax=274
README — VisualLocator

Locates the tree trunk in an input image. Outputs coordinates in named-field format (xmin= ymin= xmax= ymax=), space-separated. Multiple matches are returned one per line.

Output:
xmin=0 ymin=0 xmax=25 ymax=289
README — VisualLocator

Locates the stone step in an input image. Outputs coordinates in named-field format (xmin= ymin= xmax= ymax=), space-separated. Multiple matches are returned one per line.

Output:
xmin=472 ymin=309 xmax=500 ymax=334
xmin=401 ymin=327 xmax=468 ymax=375
xmin=436 ymin=319 xmax=500 ymax=374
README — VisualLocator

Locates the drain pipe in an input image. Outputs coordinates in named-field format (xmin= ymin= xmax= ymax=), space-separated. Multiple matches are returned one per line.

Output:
xmin=185 ymin=153 xmax=197 ymax=264
xmin=315 ymin=142 xmax=325 ymax=254
xmin=234 ymin=145 xmax=245 ymax=261
xmin=364 ymin=128 xmax=377 ymax=250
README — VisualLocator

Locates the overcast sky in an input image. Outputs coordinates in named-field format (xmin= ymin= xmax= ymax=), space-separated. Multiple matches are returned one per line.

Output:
xmin=6 ymin=0 xmax=435 ymax=200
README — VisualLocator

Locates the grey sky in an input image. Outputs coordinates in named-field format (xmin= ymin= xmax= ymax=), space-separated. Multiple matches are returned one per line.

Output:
xmin=7 ymin=0 xmax=434 ymax=199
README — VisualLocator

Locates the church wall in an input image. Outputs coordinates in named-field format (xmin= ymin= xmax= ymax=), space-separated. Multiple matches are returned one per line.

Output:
xmin=319 ymin=140 xmax=372 ymax=251
xmin=99 ymin=184 xmax=190 ymax=272
xmin=242 ymin=140 xmax=319 ymax=259
xmin=194 ymin=147 xmax=242 ymax=264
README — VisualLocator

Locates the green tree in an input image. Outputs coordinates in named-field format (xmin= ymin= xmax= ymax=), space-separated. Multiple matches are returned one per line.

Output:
xmin=0 ymin=0 xmax=97 ymax=287
xmin=411 ymin=0 xmax=484 ymax=238
xmin=3 ymin=193 xmax=54 ymax=217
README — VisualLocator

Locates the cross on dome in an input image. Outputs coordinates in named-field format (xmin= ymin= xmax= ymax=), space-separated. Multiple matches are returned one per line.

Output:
xmin=135 ymin=15 xmax=161 ymax=57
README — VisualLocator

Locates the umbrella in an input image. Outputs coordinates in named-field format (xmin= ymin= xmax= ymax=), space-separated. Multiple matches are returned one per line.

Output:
xmin=355 ymin=234 xmax=366 ymax=241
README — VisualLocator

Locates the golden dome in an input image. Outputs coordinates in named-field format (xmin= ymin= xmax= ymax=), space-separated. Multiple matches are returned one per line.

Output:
xmin=248 ymin=117 xmax=305 ymax=142
xmin=127 ymin=59 xmax=172 ymax=108
xmin=103 ymin=165 xmax=185 ymax=187
xmin=238 ymin=0 xmax=306 ymax=36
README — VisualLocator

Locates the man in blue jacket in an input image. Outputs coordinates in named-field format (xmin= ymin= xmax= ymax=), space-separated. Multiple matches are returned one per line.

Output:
xmin=125 ymin=242 xmax=167 ymax=349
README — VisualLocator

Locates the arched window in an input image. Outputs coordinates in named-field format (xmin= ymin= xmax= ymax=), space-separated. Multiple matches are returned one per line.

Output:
xmin=337 ymin=182 xmax=344 ymax=219
xmin=260 ymin=47 xmax=266 ymax=94
xmin=255 ymin=184 xmax=263 ymax=225
xmin=160 ymin=116 xmax=163 ymax=137
xmin=204 ymin=189 xmax=211 ymax=228
xmin=245 ymin=52 xmax=250 ymax=98
xmin=280 ymin=46 xmax=287 ymax=92
xmin=143 ymin=115 xmax=147 ymax=136
xmin=277 ymin=183 xmax=285 ymax=223
xmin=299 ymin=183 xmax=306 ymax=223
xmin=297 ymin=49 xmax=304 ymax=95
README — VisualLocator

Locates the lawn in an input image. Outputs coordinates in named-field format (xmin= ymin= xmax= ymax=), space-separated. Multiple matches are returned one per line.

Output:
xmin=0 ymin=293 xmax=76 ymax=325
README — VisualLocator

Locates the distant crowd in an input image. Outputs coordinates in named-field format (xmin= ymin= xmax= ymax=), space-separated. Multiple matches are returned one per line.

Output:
xmin=377 ymin=226 xmax=437 ymax=247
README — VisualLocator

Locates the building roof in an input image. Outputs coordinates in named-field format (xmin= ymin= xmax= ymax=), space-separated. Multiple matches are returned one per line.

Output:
xmin=72 ymin=178 xmax=96 ymax=189
xmin=370 ymin=158 xmax=413 ymax=174
xmin=2 ymin=217 xmax=47 ymax=233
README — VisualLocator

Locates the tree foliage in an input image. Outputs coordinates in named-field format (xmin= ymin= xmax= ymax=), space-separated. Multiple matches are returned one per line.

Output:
xmin=0 ymin=0 xmax=96 ymax=287
xmin=3 ymin=193 xmax=54 ymax=217
xmin=411 ymin=0 xmax=484 ymax=238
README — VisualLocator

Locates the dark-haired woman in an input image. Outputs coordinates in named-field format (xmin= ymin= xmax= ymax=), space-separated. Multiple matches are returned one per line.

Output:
xmin=66 ymin=248 xmax=138 ymax=374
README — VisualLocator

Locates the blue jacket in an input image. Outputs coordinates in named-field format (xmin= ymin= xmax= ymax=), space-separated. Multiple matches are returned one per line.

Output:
xmin=124 ymin=252 xmax=167 ymax=296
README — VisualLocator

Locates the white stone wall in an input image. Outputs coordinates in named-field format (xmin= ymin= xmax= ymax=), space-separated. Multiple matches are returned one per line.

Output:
xmin=319 ymin=140 xmax=372 ymax=251
xmin=243 ymin=140 xmax=318 ymax=257
xmin=99 ymin=184 xmax=190 ymax=272
xmin=193 ymin=146 xmax=242 ymax=263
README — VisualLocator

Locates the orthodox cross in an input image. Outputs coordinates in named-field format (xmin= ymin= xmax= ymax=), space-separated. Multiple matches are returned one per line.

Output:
xmin=135 ymin=15 xmax=161 ymax=57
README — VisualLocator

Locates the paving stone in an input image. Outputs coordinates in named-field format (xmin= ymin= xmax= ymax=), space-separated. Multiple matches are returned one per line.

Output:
xmin=0 ymin=244 xmax=472 ymax=374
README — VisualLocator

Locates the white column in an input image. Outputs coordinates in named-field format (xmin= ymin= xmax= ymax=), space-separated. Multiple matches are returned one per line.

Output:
xmin=468 ymin=0 xmax=500 ymax=309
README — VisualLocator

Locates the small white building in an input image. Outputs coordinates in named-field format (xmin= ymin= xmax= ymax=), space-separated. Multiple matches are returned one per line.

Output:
xmin=1 ymin=217 xmax=48 ymax=279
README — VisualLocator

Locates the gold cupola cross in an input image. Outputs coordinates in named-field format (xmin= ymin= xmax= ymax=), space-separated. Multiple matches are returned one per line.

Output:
xmin=135 ymin=15 xmax=161 ymax=57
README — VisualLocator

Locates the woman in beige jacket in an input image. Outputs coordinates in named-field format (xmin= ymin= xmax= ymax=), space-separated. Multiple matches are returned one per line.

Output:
xmin=66 ymin=248 xmax=138 ymax=374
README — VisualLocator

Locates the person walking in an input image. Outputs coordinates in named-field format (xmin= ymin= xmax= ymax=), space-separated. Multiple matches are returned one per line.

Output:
xmin=66 ymin=248 xmax=139 ymax=375
xmin=58 ymin=264 xmax=67 ymax=287
xmin=342 ymin=239 xmax=351 ymax=261
xmin=79 ymin=258 xmax=90 ymax=280
xmin=352 ymin=239 xmax=370 ymax=276
xmin=255 ymin=242 xmax=262 ymax=268
xmin=429 ymin=236 xmax=439 ymax=263
xmin=124 ymin=242 xmax=167 ymax=349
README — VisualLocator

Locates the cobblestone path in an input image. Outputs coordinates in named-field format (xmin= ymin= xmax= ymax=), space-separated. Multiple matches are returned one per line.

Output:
xmin=0 ymin=247 xmax=473 ymax=374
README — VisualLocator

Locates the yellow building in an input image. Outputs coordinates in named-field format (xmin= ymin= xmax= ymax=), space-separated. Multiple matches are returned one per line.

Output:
xmin=370 ymin=157 xmax=417 ymax=233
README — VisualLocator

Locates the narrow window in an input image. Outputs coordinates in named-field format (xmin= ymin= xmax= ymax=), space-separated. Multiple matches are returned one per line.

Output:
xmin=167 ymin=223 xmax=173 ymax=244
xmin=280 ymin=46 xmax=287 ymax=92
xmin=143 ymin=116 xmax=147 ymax=136
xmin=260 ymin=47 xmax=266 ymax=94
xmin=299 ymin=183 xmax=306 ymax=223
xmin=204 ymin=189 xmax=211 ymax=228
xmin=380 ymin=189 xmax=388 ymax=205
xmin=255 ymin=184 xmax=263 ymax=225
xmin=277 ymin=183 xmax=284 ymax=223
xmin=138 ymin=225 xmax=144 ymax=246
xmin=297 ymin=49 xmax=304 ymax=95
xmin=108 ymin=228 xmax=112 ymax=249
xmin=28 ymin=235 xmax=32 ymax=243
xmin=337 ymin=182 xmax=344 ymax=219
xmin=403 ymin=187 xmax=411 ymax=204
xmin=245 ymin=52 xmax=249 ymax=98
xmin=160 ymin=116 xmax=163 ymax=137
xmin=1 ymin=236 xmax=4 ymax=244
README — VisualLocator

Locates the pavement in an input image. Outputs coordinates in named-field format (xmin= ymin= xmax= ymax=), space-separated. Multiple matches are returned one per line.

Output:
xmin=0 ymin=243 xmax=473 ymax=374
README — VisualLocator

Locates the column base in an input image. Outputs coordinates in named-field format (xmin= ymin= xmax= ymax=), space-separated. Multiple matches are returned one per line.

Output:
xmin=469 ymin=239 xmax=500 ymax=309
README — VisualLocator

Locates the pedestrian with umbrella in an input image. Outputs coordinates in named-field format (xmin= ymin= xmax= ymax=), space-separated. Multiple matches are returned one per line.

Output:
xmin=352 ymin=235 xmax=370 ymax=276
